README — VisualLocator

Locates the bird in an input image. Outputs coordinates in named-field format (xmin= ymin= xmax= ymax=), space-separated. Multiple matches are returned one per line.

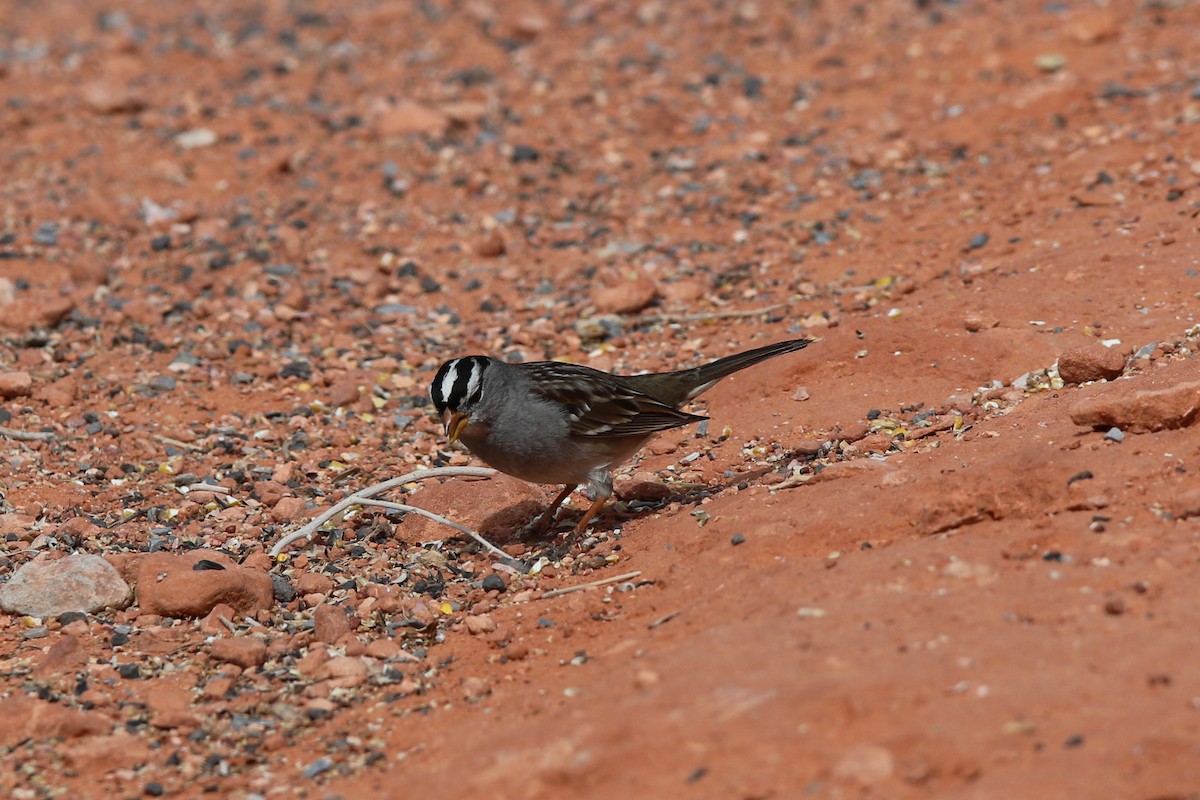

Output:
xmin=430 ymin=337 xmax=813 ymax=535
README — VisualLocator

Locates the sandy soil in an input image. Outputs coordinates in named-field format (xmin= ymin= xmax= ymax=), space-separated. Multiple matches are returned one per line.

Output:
xmin=1 ymin=0 xmax=1199 ymax=797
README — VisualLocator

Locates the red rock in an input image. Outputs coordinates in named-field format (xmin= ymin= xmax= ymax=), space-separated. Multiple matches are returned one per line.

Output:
xmin=143 ymin=683 xmax=191 ymax=714
xmin=377 ymin=100 xmax=449 ymax=137
xmin=62 ymin=732 xmax=150 ymax=773
xmin=103 ymin=552 xmax=142 ymax=586
xmin=363 ymin=638 xmax=404 ymax=660
xmin=80 ymin=81 xmax=148 ymax=114
xmin=209 ymin=636 xmax=269 ymax=669
xmin=1070 ymin=9 xmax=1119 ymax=43
xmin=313 ymin=604 xmax=353 ymax=644
xmin=201 ymin=602 xmax=239 ymax=633
xmin=33 ymin=635 xmax=89 ymax=677
xmin=402 ymin=473 xmax=547 ymax=542
xmin=328 ymin=379 xmax=360 ymax=408
xmin=462 ymin=675 xmax=491 ymax=701
xmin=441 ymin=101 xmax=487 ymax=125
xmin=297 ymin=645 xmax=331 ymax=677
xmin=201 ymin=675 xmax=237 ymax=701
xmin=0 ymin=553 xmax=132 ymax=617
xmin=57 ymin=515 xmax=103 ymax=539
xmin=963 ymin=312 xmax=998 ymax=332
xmin=793 ymin=440 xmax=825 ymax=457
xmin=151 ymin=711 xmax=202 ymax=730
xmin=0 ymin=697 xmax=110 ymax=747
xmin=1069 ymin=379 xmax=1200 ymax=433
xmin=836 ymin=422 xmax=870 ymax=442
xmin=0 ymin=513 xmax=37 ymax=538
xmin=614 ymin=478 xmax=673 ymax=502
xmin=134 ymin=551 xmax=273 ymax=618
xmin=475 ymin=228 xmax=507 ymax=257
xmin=833 ymin=744 xmax=895 ymax=786
xmin=0 ymin=370 xmax=33 ymax=398
xmin=312 ymin=655 xmax=370 ymax=689
xmin=253 ymin=479 xmax=287 ymax=507
xmin=660 ymin=279 xmax=706 ymax=304
xmin=1168 ymin=488 xmax=1200 ymax=521
xmin=270 ymin=495 xmax=310 ymax=522
xmin=592 ymin=273 xmax=659 ymax=315
xmin=1057 ymin=344 xmax=1127 ymax=384
xmin=294 ymin=571 xmax=335 ymax=595
xmin=465 ymin=614 xmax=498 ymax=635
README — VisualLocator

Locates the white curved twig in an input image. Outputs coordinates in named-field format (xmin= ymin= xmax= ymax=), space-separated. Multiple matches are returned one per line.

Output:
xmin=269 ymin=466 xmax=500 ymax=558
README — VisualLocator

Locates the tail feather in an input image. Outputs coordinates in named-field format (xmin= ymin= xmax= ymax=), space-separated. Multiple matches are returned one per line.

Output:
xmin=650 ymin=338 xmax=814 ymax=405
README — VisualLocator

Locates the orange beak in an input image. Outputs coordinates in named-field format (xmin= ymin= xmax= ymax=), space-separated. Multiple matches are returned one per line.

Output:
xmin=445 ymin=411 xmax=469 ymax=444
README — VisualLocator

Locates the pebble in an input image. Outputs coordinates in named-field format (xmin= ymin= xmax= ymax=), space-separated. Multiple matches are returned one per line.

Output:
xmin=965 ymin=232 xmax=989 ymax=250
xmin=614 ymin=478 xmax=673 ymax=502
xmin=34 ymin=222 xmax=59 ymax=246
xmin=475 ymin=229 xmax=507 ymax=258
xmin=272 ymin=575 xmax=297 ymax=603
xmin=0 ymin=370 xmax=33 ymax=398
xmin=270 ymin=495 xmax=310 ymax=522
xmin=33 ymin=635 xmax=90 ymax=677
xmin=1070 ymin=379 xmax=1200 ymax=433
xmin=313 ymin=604 xmax=353 ymax=644
xmin=1057 ymin=344 xmax=1126 ymax=384
xmin=80 ymin=81 xmax=148 ymax=114
xmin=462 ymin=675 xmax=491 ymax=700
xmin=465 ymin=614 xmax=498 ymax=635
xmin=134 ymin=551 xmax=274 ymax=618
xmin=302 ymin=756 xmax=335 ymax=779
xmin=0 ymin=697 xmax=109 ymax=748
xmin=377 ymin=100 xmax=448 ymax=137
xmin=209 ymin=637 xmax=269 ymax=669
xmin=592 ymin=273 xmax=659 ymax=315
xmin=1103 ymin=427 xmax=1124 ymax=442
xmin=832 ymin=744 xmax=895 ymax=785
xmin=175 ymin=128 xmax=218 ymax=149
xmin=0 ymin=554 xmax=132 ymax=617
xmin=312 ymin=655 xmax=370 ymax=688
xmin=511 ymin=144 xmax=539 ymax=163
xmin=574 ymin=315 xmax=624 ymax=341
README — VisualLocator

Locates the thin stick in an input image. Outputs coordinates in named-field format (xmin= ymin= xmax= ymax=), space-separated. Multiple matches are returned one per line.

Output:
xmin=539 ymin=570 xmax=642 ymax=599
xmin=353 ymin=498 xmax=512 ymax=560
xmin=154 ymin=434 xmax=205 ymax=452
xmin=0 ymin=426 xmax=55 ymax=442
xmin=634 ymin=303 xmax=788 ymax=327
xmin=269 ymin=466 xmax=498 ymax=557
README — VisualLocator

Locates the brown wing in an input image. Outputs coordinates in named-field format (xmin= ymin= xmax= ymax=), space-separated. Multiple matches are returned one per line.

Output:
xmin=517 ymin=362 xmax=707 ymax=438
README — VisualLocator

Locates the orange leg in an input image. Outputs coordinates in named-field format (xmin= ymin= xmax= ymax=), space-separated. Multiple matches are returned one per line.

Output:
xmin=536 ymin=484 xmax=576 ymax=529
xmin=572 ymin=494 xmax=608 ymax=535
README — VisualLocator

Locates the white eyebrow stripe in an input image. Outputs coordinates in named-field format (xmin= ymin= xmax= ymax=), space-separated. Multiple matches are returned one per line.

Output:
xmin=438 ymin=361 xmax=459 ymax=405
xmin=464 ymin=361 xmax=481 ymax=400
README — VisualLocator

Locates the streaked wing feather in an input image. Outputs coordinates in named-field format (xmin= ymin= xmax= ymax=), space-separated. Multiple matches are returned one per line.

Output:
xmin=519 ymin=362 xmax=707 ymax=438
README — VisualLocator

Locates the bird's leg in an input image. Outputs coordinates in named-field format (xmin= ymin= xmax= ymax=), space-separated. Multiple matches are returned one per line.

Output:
xmin=536 ymin=484 xmax=576 ymax=530
xmin=572 ymin=470 xmax=613 ymax=535
xmin=572 ymin=495 xmax=608 ymax=535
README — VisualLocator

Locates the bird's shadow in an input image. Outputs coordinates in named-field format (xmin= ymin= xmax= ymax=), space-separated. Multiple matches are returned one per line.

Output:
xmin=499 ymin=464 xmax=780 ymax=551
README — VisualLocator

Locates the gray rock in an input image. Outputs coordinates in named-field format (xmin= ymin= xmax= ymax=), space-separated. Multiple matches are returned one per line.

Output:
xmin=0 ymin=554 xmax=132 ymax=617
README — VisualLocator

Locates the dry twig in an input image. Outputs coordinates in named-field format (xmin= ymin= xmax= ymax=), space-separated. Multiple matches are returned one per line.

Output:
xmin=539 ymin=570 xmax=643 ymax=599
xmin=269 ymin=466 xmax=505 ymax=559
xmin=634 ymin=303 xmax=788 ymax=327
xmin=0 ymin=425 xmax=56 ymax=442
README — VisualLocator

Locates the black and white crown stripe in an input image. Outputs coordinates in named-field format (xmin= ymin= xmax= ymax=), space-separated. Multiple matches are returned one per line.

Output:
xmin=431 ymin=356 xmax=490 ymax=413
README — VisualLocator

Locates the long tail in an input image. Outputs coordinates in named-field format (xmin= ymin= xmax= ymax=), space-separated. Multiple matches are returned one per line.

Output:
xmin=660 ymin=338 xmax=814 ymax=405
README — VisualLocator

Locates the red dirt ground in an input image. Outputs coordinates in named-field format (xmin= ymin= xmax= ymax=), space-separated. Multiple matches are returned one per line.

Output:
xmin=2 ymin=0 xmax=1199 ymax=797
